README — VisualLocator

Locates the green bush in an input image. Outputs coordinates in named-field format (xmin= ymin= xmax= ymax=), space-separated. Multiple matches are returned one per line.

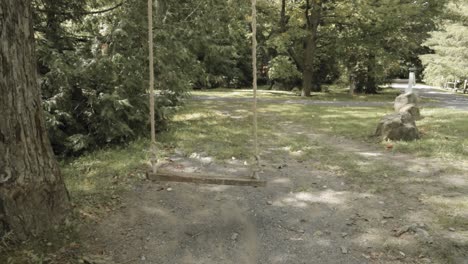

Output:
xmin=268 ymin=56 xmax=302 ymax=89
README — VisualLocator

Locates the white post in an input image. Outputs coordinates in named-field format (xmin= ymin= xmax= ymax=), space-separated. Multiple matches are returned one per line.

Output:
xmin=406 ymin=67 xmax=416 ymax=94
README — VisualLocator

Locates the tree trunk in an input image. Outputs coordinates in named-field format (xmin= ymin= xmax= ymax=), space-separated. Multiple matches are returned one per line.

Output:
xmin=302 ymin=0 xmax=321 ymax=97
xmin=349 ymin=71 xmax=356 ymax=95
xmin=0 ymin=0 xmax=70 ymax=239
xmin=365 ymin=54 xmax=377 ymax=94
xmin=280 ymin=0 xmax=286 ymax=31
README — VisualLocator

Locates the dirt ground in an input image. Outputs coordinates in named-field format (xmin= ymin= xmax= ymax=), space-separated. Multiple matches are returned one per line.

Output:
xmin=80 ymin=91 xmax=468 ymax=264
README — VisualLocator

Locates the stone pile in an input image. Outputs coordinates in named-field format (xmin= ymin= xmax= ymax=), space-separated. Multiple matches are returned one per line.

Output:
xmin=375 ymin=92 xmax=422 ymax=141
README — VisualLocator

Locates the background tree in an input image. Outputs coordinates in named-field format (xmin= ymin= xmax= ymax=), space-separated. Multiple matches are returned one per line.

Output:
xmin=335 ymin=0 xmax=447 ymax=93
xmin=267 ymin=0 xmax=447 ymax=95
xmin=420 ymin=0 xmax=468 ymax=87
xmin=0 ymin=0 xmax=70 ymax=239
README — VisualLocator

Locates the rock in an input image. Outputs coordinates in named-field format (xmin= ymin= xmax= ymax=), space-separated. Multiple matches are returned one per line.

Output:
xmin=200 ymin=157 xmax=213 ymax=165
xmin=266 ymin=201 xmax=273 ymax=205
xmin=375 ymin=112 xmax=419 ymax=141
xmin=395 ymin=223 xmax=431 ymax=244
xmin=167 ymin=187 xmax=173 ymax=192
xmin=190 ymin=152 xmax=201 ymax=159
xmin=399 ymin=104 xmax=422 ymax=120
xmin=383 ymin=213 xmax=394 ymax=219
xmin=231 ymin=232 xmax=239 ymax=240
xmin=415 ymin=227 xmax=433 ymax=244
xmin=394 ymin=92 xmax=419 ymax=112
xmin=449 ymin=227 xmax=456 ymax=232
xmin=340 ymin=246 xmax=348 ymax=254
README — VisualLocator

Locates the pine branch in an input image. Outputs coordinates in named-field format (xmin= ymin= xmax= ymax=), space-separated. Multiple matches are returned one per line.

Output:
xmin=36 ymin=1 xmax=124 ymax=16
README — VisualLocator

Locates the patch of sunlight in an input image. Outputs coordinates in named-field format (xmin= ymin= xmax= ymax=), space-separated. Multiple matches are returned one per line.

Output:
xmin=442 ymin=231 xmax=468 ymax=246
xmin=281 ymin=146 xmax=292 ymax=151
xmin=173 ymin=112 xmax=211 ymax=121
xmin=358 ymin=151 xmax=382 ymax=157
xmin=199 ymin=185 xmax=231 ymax=192
xmin=73 ymin=179 xmax=96 ymax=192
xmin=290 ymin=150 xmax=304 ymax=157
xmin=424 ymin=195 xmax=468 ymax=216
xmin=229 ymin=115 xmax=245 ymax=119
xmin=140 ymin=206 xmax=172 ymax=218
xmin=271 ymin=178 xmax=291 ymax=184
xmin=404 ymin=163 xmax=433 ymax=174
xmin=279 ymin=190 xmax=347 ymax=208
xmin=356 ymin=160 xmax=371 ymax=166
xmin=106 ymin=160 xmax=141 ymax=171
xmin=406 ymin=210 xmax=434 ymax=223
xmin=75 ymin=160 xmax=103 ymax=167
xmin=234 ymin=109 xmax=249 ymax=113
xmin=440 ymin=174 xmax=468 ymax=187
xmin=397 ymin=177 xmax=437 ymax=184
xmin=356 ymin=193 xmax=375 ymax=199
xmin=353 ymin=229 xmax=386 ymax=248
xmin=84 ymin=169 xmax=98 ymax=178
xmin=321 ymin=114 xmax=344 ymax=119
xmin=314 ymin=238 xmax=332 ymax=247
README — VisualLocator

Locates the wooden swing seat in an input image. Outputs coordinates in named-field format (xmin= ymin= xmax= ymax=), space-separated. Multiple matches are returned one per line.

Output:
xmin=146 ymin=0 xmax=264 ymax=188
xmin=147 ymin=169 xmax=266 ymax=187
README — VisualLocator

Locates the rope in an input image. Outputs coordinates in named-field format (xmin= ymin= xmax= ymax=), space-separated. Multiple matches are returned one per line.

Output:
xmin=148 ymin=0 xmax=157 ymax=174
xmin=251 ymin=0 xmax=260 ymax=179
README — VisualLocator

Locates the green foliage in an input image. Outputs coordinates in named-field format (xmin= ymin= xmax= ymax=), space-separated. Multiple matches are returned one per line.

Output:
xmin=262 ymin=0 xmax=447 ymax=94
xmin=421 ymin=1 xmax=468 ymax=86
xmin=31 ymin=0 xmax=457 ymax=154
xmin=268 ymin=56 xmax=301 ymax=88
xmin=334 ymin=0 xmax=448 ymax=93
xmin=36 ymin=0 xmax=242 ymax=155
xmin=34 ymin=0 xmax=272 ymax=154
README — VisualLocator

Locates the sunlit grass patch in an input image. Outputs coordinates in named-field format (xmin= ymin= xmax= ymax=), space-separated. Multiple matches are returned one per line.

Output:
xmin=191 ymin=85 xmax=402 ymax=102
xmin=262 ymin=103 xmax=390 ymax=140
xmin=423 ymin=194 xmax=468 ymax=230
xmin=391 ymin=108 xmax=468 ymax=160
xmin=158 ymin=101 xmax=272 ymax=160
xmin=63 ymin=138 xmax=149 ymax=205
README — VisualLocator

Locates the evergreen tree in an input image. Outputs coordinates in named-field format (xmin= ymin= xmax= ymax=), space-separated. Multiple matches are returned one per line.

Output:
xmin=421 ymin=1 xmax=468 ymax=87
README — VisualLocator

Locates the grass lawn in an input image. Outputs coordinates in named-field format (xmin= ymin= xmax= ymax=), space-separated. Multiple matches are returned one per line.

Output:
xmin=5 ymin=87 xmax=466 ymax=263
xmin=191 ymin=85 xmax=403 ymax=102
xmin=63 ymin=88 xmax=468 ymax=200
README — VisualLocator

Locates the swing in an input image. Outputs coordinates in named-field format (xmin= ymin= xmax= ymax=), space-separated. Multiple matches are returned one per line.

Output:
xmin=145 ymin=0 xmax=266 ymax=187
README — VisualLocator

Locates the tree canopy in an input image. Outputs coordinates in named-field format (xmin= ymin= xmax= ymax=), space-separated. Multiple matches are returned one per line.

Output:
xmin=420 ymin=0 xmax=468 ymax=86
xmin=29 ymin=0 xmax=457 ymax=154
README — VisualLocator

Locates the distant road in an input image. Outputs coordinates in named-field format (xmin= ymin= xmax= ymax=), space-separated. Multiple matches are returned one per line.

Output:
xmin=193 ymin=81 xmax=468 ymax=111
xmin=391 ymin=80 xmax=468 ymax=111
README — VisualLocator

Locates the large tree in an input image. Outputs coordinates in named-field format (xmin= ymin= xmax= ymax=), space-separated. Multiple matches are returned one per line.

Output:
xmin=421 ymin=0 xmax=468 ymax=86
xmin=0 ymin=0 xmax=70 ymax=239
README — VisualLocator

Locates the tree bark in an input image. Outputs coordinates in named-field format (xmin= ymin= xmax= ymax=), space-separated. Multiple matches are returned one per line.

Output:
xmin=349 ymin=72 xmax=356 ymax=95
xmin=0 ymin=0 xmax=70 ymax=239
xmin=302 ymin=0 xmax=321 ymax=97
xmin=280 ymin=0 xmax=287 ymax=31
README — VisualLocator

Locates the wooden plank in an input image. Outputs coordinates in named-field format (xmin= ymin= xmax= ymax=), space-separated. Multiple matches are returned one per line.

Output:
xmin=146 ymin=170 xmax=266 ymax=187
